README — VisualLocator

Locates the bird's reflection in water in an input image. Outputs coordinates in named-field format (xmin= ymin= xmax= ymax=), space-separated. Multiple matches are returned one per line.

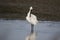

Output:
xmin=26 ymin=32 xmax=36 ymax=40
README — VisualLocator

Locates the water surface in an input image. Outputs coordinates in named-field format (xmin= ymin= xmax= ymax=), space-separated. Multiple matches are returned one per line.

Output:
xmin=0 ymin=20 xmax=60 ymax=40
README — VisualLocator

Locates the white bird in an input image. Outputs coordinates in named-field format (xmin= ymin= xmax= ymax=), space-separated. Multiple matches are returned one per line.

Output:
xmin=26 ymin=6 xmax=38 ymax=40
xmin=26 ymin=6 xmax=38 ymax=33
xmin=26 ymin=6 xmax=38 ymax=25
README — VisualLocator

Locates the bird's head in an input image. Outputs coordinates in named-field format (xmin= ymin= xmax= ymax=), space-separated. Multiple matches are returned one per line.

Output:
xmin=30 ymin=6 xmax=33 ymax=10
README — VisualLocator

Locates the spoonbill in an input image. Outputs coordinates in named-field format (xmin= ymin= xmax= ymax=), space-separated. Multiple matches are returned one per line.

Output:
xmin=26 ymin=6 xmax=38 ymax=33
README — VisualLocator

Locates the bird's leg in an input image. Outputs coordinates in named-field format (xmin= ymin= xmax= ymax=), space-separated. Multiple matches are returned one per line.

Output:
xmin=31 ymin=24 xmax=34 ymax=33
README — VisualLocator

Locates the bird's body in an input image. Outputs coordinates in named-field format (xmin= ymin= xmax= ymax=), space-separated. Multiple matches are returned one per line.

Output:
xmin=26 ymin=6 xmax=38 ymax=40
xmin=26 ymin=14 xmax=38 ymax=25
xmin=26 ymin=6 xmax=38 ymax=25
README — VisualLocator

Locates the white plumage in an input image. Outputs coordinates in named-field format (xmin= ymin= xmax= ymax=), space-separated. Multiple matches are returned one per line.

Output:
xmin=26 ymin=6 xmax=38 ymax=25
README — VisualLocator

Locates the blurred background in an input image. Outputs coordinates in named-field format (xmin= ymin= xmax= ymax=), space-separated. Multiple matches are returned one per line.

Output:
xmin=0 ymin=0 xmax=60 ymax=40
xmin=0 ymin=0 xmax=60 ymax=21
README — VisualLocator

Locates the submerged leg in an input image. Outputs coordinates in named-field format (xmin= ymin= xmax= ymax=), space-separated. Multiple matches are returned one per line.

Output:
xmin=31 ymin=24 xmax=34 ymax=33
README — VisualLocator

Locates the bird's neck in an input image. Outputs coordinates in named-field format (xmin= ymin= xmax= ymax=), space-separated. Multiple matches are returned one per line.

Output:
xmin=27 ymin=9 xmax=32 ymax=17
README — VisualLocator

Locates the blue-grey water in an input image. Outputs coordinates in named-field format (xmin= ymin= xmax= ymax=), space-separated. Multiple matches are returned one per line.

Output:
xmin=0 ymin=20 xmax=60 ymax=40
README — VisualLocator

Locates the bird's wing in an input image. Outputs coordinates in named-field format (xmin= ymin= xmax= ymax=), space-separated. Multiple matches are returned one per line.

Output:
xmin=31 ymin=14 xmax=37 ymax=20
xmin=30 ymin=14 xmax=38 ymax=25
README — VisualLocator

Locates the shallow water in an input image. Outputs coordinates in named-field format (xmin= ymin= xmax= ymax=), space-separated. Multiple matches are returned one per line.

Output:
xmin=0 ymin=20 xmax=60 ymax=40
